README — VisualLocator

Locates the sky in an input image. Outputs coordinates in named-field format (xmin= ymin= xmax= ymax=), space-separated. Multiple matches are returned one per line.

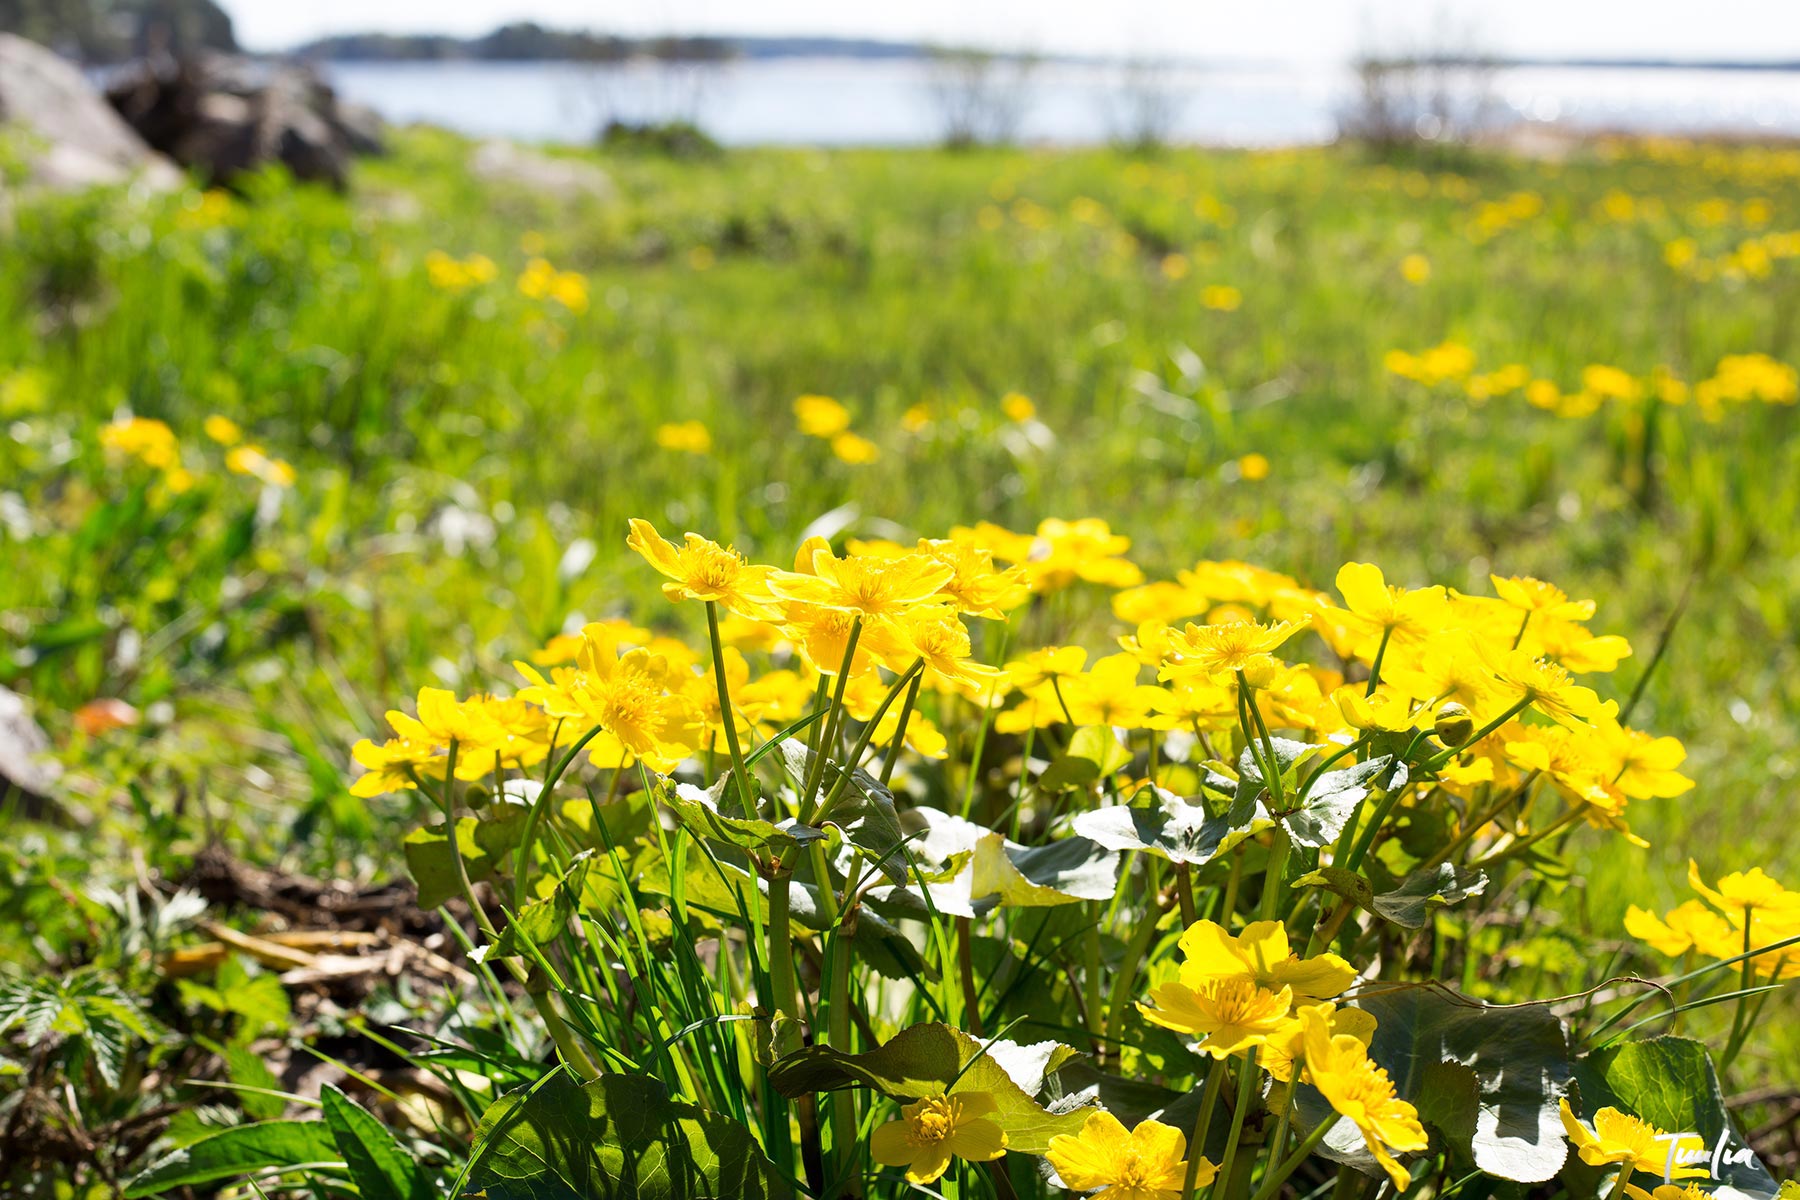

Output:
xmin=220 ymin=1 xmax=1800 ymax=65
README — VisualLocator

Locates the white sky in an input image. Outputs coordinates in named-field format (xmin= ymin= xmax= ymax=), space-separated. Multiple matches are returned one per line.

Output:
xmin=219 ymin=0 xmax=1800 ymax=64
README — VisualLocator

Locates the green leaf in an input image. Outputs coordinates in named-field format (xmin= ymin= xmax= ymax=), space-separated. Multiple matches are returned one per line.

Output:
xmin=1073 ymin=784 xmax=1270 ymax=866
xmin=1295 ymin=985 xmax=1571 ymax=1184
xmin=662 ymin=777 xmax=825 ymax=854
xmin=1371 ymin=863 xmax=1488 ymax=929
xmin=404 ymin=810 xmax=530 ymax=909
xmin=322 ymin=1084 xmax=430 ymax=1200
xmin=778 ymin=739 xmax=911 ymax=883
xmin=1573 ymin=1036 xmax=1779 ymax=1198
xmin=124 ymin=1120 xmax=341 ymax=1196
xmin=473 ymin=853 xmax=596 ymax=964
xmin=768 ymin=1022 xmax=1096 ymax=1153
xmin=1291 ymin=866 xmax=1376 ymax=910
xmin=863 ymin=807 xmax=1119 ymax=916
xmin=465 ymin=1070 xmax=792 ymax=1199
xmin=1281 ymin=756 xmax=1406 ymax=848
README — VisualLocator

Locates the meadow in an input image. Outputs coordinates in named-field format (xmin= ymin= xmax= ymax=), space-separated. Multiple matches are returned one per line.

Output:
xmin=3 ymin=128 xmax=1799 ymax=1197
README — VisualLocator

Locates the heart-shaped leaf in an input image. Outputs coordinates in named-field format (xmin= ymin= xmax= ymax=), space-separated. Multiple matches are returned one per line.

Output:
xmin=1074 ymin=784 xmax=1271 ymax=866
xmin=1296 ymin=985 xmax=1571 ymax=1184
xmin=1281 ymin=756 xmax=1407 ymax=848
xmin=1572 ymin=1036 xmax=1780 ymax=1198
xmin=663 ymin=776 xmax=826 ymax=854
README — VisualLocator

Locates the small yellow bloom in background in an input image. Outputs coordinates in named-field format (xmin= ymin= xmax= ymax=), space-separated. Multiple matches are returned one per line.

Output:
xmin=1160 ymin=252 xmax=1190 ymax=280
xmin=1001 ymin=392 xmax=1036 ymax=422
xmin=203 ymin=415 xmax=242 ymax=446
xmin=1237 ymin=452 xmax=1270 ymax=481
xmin=869 ymin=1091 xmax=1007 ymax=1185
xmin=1559 ymin=1099 xmax=1706 ymax=1182
xmin=225 ymin=445 xmax=297 ymax=488
xmin=901 ymin=402 xmax=933 ymax=432
xmin=688 ymin=245 xmax=716 ymax=271
xmin=793 ymin=394 xmax=852 ymax=438
xmin=519 ymin=230 xmax=546 ymax=255
xmin=100 ymin=415 xmax=180 ymax=471
xmin=830 ymin=431 xmax=881 ymax=464
xmin=1046 ymin=1110 xmax=1212 ymax=1199
xmin=1399 ymin=252 xmax=1432 ymax=284
xmin=1201 ymin=284 xmax=1242 ymax=311
xmin=654 ymin=420 xmax=712 ymax=455
xmin=1302 ymin=1008 xmax=1428 ymax=1193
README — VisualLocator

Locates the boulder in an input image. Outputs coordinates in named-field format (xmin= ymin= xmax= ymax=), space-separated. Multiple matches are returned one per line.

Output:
xmin=106 ymin=54 xmax=385 ymax=190
xmin=469 ymin=138 xmax=614 ymax=201
xmin=0 ymin=33 xmax=181 ymax=192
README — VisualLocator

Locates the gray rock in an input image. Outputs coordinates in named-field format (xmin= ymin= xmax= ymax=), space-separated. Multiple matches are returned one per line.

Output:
xmin=0 ymin=33 xmax=181 ymax=192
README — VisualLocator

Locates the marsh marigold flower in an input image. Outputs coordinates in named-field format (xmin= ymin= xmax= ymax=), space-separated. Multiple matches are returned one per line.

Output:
xmin=1160 ymin=617 xmax=1310 ymax=686
xmin=869 ymin=1091 xmax=1007 ymax=1185
xmin=1137 ymin=977 xmax=1294 ymax=1058
xmin=1302 ymin=1008 xmax=1428 ymax=1192
xmin=769 ymin=547 xmax=953 ymax=620
xmin=793 ymin=394 xmax=852 ymax=437
xmin=626 ymin=519 xmax=777 ymax=616
xmin=1046 ymin=1111 xmax=1214 ymax=1199
xmin=1176 ymin=919 xmax=1357 ymax=1002
xmin=1559 ymin=1100 xmax=1705 ymax=1183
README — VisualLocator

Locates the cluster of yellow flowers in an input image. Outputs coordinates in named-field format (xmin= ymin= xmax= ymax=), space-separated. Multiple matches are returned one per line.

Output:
xmin=1465 ymin=190 xmax=1544 ymax=242
xmin=1664 ymin=228 xmax=1800 ymax=282
xmin=99 ymin=413 xmax=295 ymax=493
xmin=424 ymin=250 xmax=499 ymax=292
xmin=516 ymin=256 xmax=590 ymax=313
xmin=1387 ymin=342 xmax=1797 ymax=421
xmin=1628 ymin=863 xmax=1800 ymax=982
xmin=793 ymin=394 xmax=881 ymax=464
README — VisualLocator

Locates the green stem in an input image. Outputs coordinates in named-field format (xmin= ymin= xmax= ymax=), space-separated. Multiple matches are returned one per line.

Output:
xmin=957 ymin=916 xmax=983 ymax=1035
xmin=1247 ymin=1115 xmax=1340 ymax=1200
xmin=1365 ymin=627 xmax=1393 ymax=696
xmin=1106 ymin=858 xmax=1164 ymax=1055
xmin=1214 ymin=1050 xmax=1261 ymax=1198
xmin=824 ymin=929 xmax=861 ymax=1195
xmin=879 ymin=670 xmax=925 ymax=785
xmin=802 ymin=617 xmax=864 ymax=814
xmin=1084 ymin=903 xmax=1105 ymax=1053
xmin=1182 ymin=1058 xmax=1228 ymax=1200
xmin=1259 ymin=829 xmax=1291 ymax=922
xmin=768 ymin=868 xmax=801 ymax=1053
xmin=706 ymin=601 xmax=754 ymax=811
xmin=1176 ymin=862 xmax=1198 ymax=928
xmin=513 ymin=724 xmax=605 ymax=907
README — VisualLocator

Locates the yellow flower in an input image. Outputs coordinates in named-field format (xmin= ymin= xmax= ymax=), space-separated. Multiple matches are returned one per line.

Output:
xmin=1022 ymin=518 xmax=1144 ymax=591
xmin=1593 ymin=723 xmax=1694 ymax=800
xmin=1334 ymin=683 xmax=1420 ymax=732
xmin=1236 ymin=452 xmax=1270 ymax=481
xmin=1201 ymin=284 xmax=1242 ymax=311
xmin=1302 ymin=1008 xmax=1428 ymax=1193
xmin=1399 ymin=252 xmax=1431 ymax=284
xmin=1686 ymin=860 xmax=1797 ymax=918
xmin=203 ymin=415 xmax=242 ymax=446
xmin=869 ymin=1091 xmax=1007 ymax=1185
xmin=830 ymin=431 xmax=881 ymax=464
xmin=100 ymin=415 xmax=180 ymax=471
xmin=625 ymin=519 xmax=778 ymax=616
xmin=1176 ymin=919 xmax=1357 ymax=1002
xmin=225 ymin=444 xmax=297 ymax=487
xmin=1001 ymin=391 xmax=1036 ymax=422
xmin=1625 ymin=1184 xmax=1714 ymax=1200
xmin=1137 ymin=978 xmax=1295 ymax=1058
xmin=1491 ymin=575 xmax=1597 ymax=623
xmin=901 ymin=610 xmax=1004 ymax=698
xmin=769 ymin=548 xmax=954 ymax=620
xmin=1262 ymin=1001 xmax=1376 ymax=1083
xmin=915 ymin=538 xmax=1030 ymax=618
xmin=654 ymin=420 xmax=712 ymax=455
xmin=1113 ymin=582 xmax=1208 ymax=626
xmin=1046 ymin=1110 xmax=1213 ymax=1199
xmin=516 ymin=634 xmax=701 ymax=772
xmin=778 ymin=600 xmax=908 ymax=679
xmin=1328 ymin=563 xmax=1450 ymax=658
xmin=1487 ymin=649 xmax=1616 ymax=729
xmin=1625 ymin=900 xmax=1735 ymax=958
xmin=1559 ymin=1099 xmax=1705 ymax=1182
xmin=1057 ymin=654 xmax=1165 ymax=731
xmin=1006 ymin=645 xmax=1088 ymax=692
xmin=793 ymin=394 xmax=852 ymax=437
xmin=1160 ymin=617 xmax=1310 ymax=685
xmin=348 ymin=728 xmax=446 ymax=797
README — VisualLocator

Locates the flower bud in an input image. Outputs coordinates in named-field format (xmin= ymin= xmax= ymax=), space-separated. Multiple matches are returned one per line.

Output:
xmin=1434 ymin=701 xmax=1475 ymax=748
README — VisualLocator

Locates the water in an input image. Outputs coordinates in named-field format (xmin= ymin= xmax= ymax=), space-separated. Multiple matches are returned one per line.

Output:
xmin=321 ymin=57 xmax=1800 ymax=148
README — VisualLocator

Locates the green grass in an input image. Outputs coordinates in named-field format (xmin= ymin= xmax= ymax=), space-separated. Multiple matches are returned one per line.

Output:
xmin=4 ymin=130 xmax=1800 ymax=1175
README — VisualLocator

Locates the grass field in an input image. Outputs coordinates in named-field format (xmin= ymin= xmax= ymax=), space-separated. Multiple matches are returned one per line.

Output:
xmin=5 ymin=129 xmax=1800 ymax=1193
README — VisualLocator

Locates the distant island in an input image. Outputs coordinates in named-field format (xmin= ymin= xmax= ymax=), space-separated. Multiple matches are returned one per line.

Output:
xmin=292 ymin=23 xmax=927 ymax=65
